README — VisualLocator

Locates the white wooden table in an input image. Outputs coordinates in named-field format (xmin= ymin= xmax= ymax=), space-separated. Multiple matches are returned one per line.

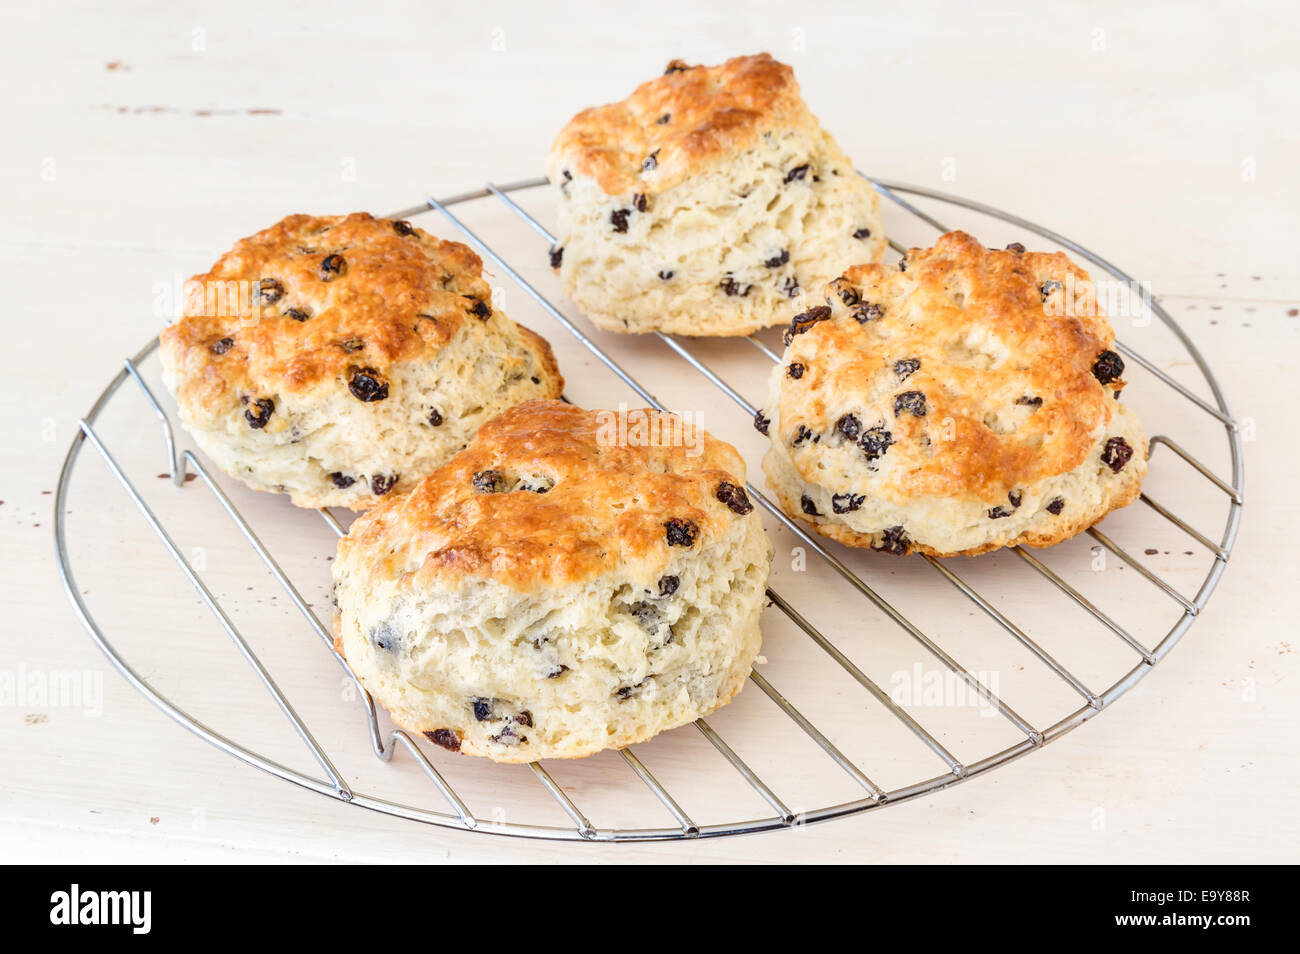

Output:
xmin=4 ymin=0 xmax=1296 ymax=863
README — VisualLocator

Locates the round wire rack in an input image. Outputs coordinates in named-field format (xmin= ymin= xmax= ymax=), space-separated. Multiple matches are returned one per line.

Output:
xmin=54 ymin=178 xmax=1244 ymax=841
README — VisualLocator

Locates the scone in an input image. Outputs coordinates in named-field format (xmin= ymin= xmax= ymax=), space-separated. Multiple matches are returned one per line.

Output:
xmin=159 ymin=213 xmax=563 ymax=509
xmin=332 ymin=400 xmax=773 ymax=762
xmin=547 ymin=53 xmax=887 ymax=336
xmin=758 ymin=231 xmax=1148 ymax=557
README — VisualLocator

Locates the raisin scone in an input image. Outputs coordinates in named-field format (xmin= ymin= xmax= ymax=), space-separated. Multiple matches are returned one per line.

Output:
xmin=159 ymin=213 xmax=564 ymax=509
xmin=332 ymin=400 xmax=773 ymax=763
xmin=758 ymin=231 xmax=1148 ymax=557
xmin=547 ymin=52 xmax=886 ymax=336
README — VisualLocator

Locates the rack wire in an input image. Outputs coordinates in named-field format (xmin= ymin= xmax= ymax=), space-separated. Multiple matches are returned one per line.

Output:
xmin=54 ymin=176 xmax=1244 ymax=841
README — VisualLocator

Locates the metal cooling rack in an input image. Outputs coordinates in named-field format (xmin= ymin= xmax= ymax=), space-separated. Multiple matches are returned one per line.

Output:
xmin=54 ymin=177 xmax=1244 ymax=841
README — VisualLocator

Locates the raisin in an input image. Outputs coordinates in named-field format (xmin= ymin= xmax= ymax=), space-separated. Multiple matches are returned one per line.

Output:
xmin=894 ymin=358 xmax=920 ymax=380
xmin=860 ymin=426 xmax=894 ymax=461
xmin=664 ymin=59 xmax=689 ymax=73
xmin=1040 ymin=279 xmax=1063 ymax=301
xmin=468 ymin=298 xmax=492 ymax=319
xmin=853 ymin=302 xmax=884 ymax=323
xmin=832 ymin=492 xmax=864 ymax=514
xmin=428 ymin=408 xmax=443 ymax=426
xmin=393 ymin=219 xmax=416 ymax=236
xmin=783 ymin=276 xmax=801 ymax=298
xmin=665 ymin=518 xmax=698 ymax=546
xmin=658 ymin=270 xmax=674 ymax=280
xmin=764 ymin=249 xmax=790 ymax=268
xmin=369 ymin=624 xmax=399 ymax=651
xmin=347 ymin=366 xmax=389 ymax=402
xmin=549 ymin=245 xmax=563 ymax=268
xmin=753 ymin=410 xmax=771 ymax=435
xmin=657 ymin=575 xmax=680 ymax=597
xmin=633 ymin=192 xmax=648 ymax=212
xmin=1046 ymin=497 xmax=1065 ymax=515
xmin=715 ymin=481 xmax=753 ymax=515
xmin=472 ymin=469 xmax=506 ymax=493
xmin=211 ymin=337 xmax=234 ymax=355
xmin=784 ymin=164 xmax=810 ymax=183
xmin=244 ymin=397 xmax=274 ymax=429
xmin=828 ymin=279 xmax=860 ymax=306
xmin=1016 ymin=395 xmax=1043 ymax=406
xmin=1100 ymin=436 xmax=1134 ymax=472
xmin=490 ymin=725 xmax=525 ymax=746
xmin=1092 ymin=350 xmax=1125 ymax=384
xmin=424 ymin=729 xmax=460 ymax=752
xmin=783 ymin=305 xmax=832 ymax=344
xmin=787 ymin=362 xmax=805 ymax=379
xmin=370 ymin=473 xmax=397 ymax=495
xmin=656 ymin=113 xmax=671 ymax=124
xmin=329 ymin=472 xmax=355 ymax=488
xmin=284 ymin=307 xmax=311 ymax=322
xmin=792 ymin=424 xmax=815 ymax=446
xmin=611 ymin=208 xmax=631 ymax=232
xmin=616 ymin=685 xmax=640 ymax=700
xmin=547 ymin=665 xmax=570 ymax=679
xmin=1005 ymin=242 xmax=1026 ymax=253
xmin=256 ymin=277 xmax=284 ymax=305
xmin=472 ymin=698 xmax=493 ymax=721
xmin=516 ymin=710 xmax=534 ymax=728
xmin=873 ymin=525 xmax=909 ymax=555
xmin=852 ymin=227 xmax=873 ymax=240
xmin=800 ymin=494 xmax=821 ymax=517
xmin=898 ymin=257 xmax=908 ymax=272
xmin=1008 ymin=490 xmax=1023 ymax=508
xmin=319 ymin=253 xmax=346 ymax=281
xmin=893 ymin=391 xmax=927 ymax=417
xmin=642 ymin=150 xmax=659 ymax=171
xmin=720 ymin=275 xmax=752 ymax=297
xmin=836 ymin=413 xmax=861 ymax=441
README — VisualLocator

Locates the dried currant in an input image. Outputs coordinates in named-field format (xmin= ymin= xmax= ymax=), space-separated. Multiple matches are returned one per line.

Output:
xmin=715 ymin=481 xmax=753 ymax=515
xmin=427 ymin=408 xmax=443 ymax=426
xmin=1005 ymin=242 xmax=1026 ymax=253
xmin=549 ymin=245 xmax=564 ymax=268
xmin=764 ymin=249 xmax=790 ymax=268
xmin=873 ymin=525 xmax=909 ymax=555
xmin=1016 ymin=395 xmax=1043 ymax=406
xmin=657 ymin=575 xmax=680 ymax=597
xmin=836 ymin=413 xmax=862 ymax=441
xmin=256 ymin=278 xmax=284 ymax=305
xmin=832 ymin=492 xmax=864 ymax=514
xmin=893 ymin=391 xmax=927 ymax=417
xmin=347 ymin=367 xmax=389 ymax=402
xmin=792 ymin=424 xmax=815 ymax=446
xmin=642 ymin=150 xmax=659 ymax=171
xmin=468 ymin=298 xmax=492 ymax=319
xmin=424 ymin=729 xmax=460 ymax=751
xmin=658 ymin=270 xmax=674 ymax=280
xmin=720 ymin=275 xmax=752 ymax=297
xmin=852 ymin=227 xmax=873 ymax=240
xmin=753 ymin=410 xmax=771 ymax=435
xmin=338 ymin=337 xmax=364 ymax=353
xmin=665 ymin=518 xmax=699 ymax=547
xmin=787 ymin=362 xmax=806 ymax=379
xmin=370 ymin=473 xmax=398 ymax=495
xmin=800 ymin=494 xmax=821 ymax=516
xmin=664 ymin=59 xmax=689 ymax=73
xmin=330 ymin=472 xmax=355 ymax=489
xmin=656 ymin=113 xmax=671 ymax=124
xmin=284 ymin=307 xmax=311 ymax=322
xmin=784 ymin=164 xmax=810 ymax=183
xmin=472 ymin=698 xmax=493 ymax=721
xmin=1040 ymin=279 xmax=1063 ymax=301
xmin=853 ymin=302 xmax=884 ymax=323
xmin=319 ymin=253 xmax=346 ymax=281
xmin=894 ymin=358 xmax=920 ymax=380
xmin=783 ymin=276 xmax=801 ymax=298
xmin=244 ymin=397 xmax=274 ymax=429
xmin=1100 ymin=436 xmax=1134 ymax=472
xmin=472 ymin=469 xmax=506 ymax=493
xmin=1046 ymin=497 xmax=1065 ymax=515
xmin=860 ymin=426 xmax=894 ymax=461
xmin=783 ymin=305 xmax=831 ymax=344
xmin=633 ymin=192 xmax=648 ymax=212
xmin=1092 ymin=350 xmax=1125 ymax=384
xmin=611 ymin=208 xmax=631 ymax=232
xmin=393 ymin=219 xmax=416 ymax=236
xmin=211 ymin=337 xmax=234 ymax=355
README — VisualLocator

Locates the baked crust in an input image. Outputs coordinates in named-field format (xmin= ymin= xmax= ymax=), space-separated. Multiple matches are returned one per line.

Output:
xmin=549 ymin=53 xmax=811 ymax=197
xmin=339 ymin=399 xmax=755 ymax=591
xmin=760 ymin=231 xmax=1148 ymax=556
xmin=158 ymin=213 xmax=564 ymax=508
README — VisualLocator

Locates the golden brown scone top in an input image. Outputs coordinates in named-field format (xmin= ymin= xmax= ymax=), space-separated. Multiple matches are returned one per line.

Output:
xmin=549 ymin=52 xmax=816 ymax=196
xmin=775 ymin=231 xmax=1127 ymax=503
xmin=160 ymin=213 xmax=505 ymax=410
xmin=339 ymin=400 xmax=758 ymax=591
